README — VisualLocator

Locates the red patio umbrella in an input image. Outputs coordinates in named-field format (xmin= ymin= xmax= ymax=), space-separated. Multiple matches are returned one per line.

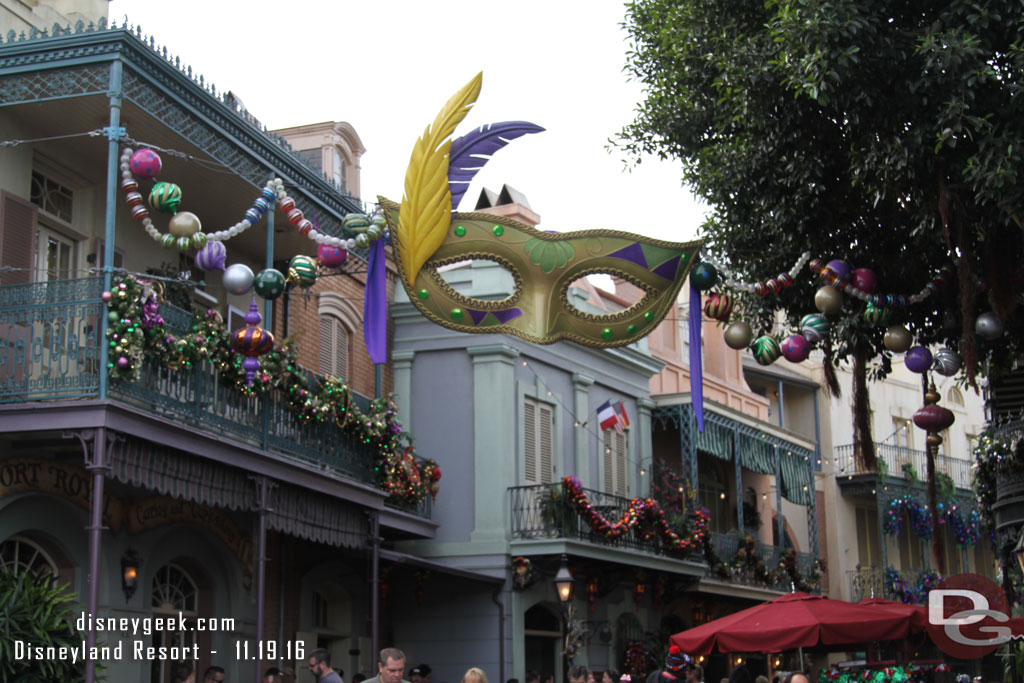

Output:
xmin=858 ymin=597 xmax=930 ymax=630
xmin=670 ymin=592 xmax=917 ymax=655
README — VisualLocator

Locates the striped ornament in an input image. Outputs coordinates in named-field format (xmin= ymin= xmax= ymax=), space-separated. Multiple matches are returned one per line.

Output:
xmin=751 ymin=335 xmax=781 ymax=366
xmin=232 ymin=325 xmax=275 ymax=357
xmin=288 ymin=255 xmax=318 ymax=288
xmin=799 ymin=313 xmax=830 ymax=343
xmin=149 ymin=182 xmax=182 ymax=214
xmin=702 ymin=292 xmax=733 ymax=322
xmin=864 ymin=302 xmax=892 ymax=326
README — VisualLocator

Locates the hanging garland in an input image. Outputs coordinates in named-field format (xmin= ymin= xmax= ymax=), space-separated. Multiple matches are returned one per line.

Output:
xmin=818 ymin=666 xmax=926 ymax=683
xmin=883 ymin=496 xmax=933 ymax=540
xmin=937 ymin=501 xmax=980 ymax=547
xmin=974 ymin=430 xmax=1020 ymax=548
xmin=885 ymin=566 xmax=943 ymax=604
xmin=104 ymin=275 xmax=439 ymax=506
xmin=561 ymin=476 xmax=708 ymax=552
xmin=624 ymin=641 xmax=649 ymax=680
xmin=777 ymin=547 xmax=827 ymax=592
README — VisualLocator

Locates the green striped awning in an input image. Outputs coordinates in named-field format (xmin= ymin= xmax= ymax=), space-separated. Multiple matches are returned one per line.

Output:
xmin=696 ymin=420 xmax=733 ymax=460
xmin=738 ymin=433 xmax=775 ymax=474
xmin=780 ymin=449 xmax=813 ymax=505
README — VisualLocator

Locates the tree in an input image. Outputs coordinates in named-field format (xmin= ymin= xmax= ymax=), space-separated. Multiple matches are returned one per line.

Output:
xmin=619 ymin=0 xmax=1024 ymax=573
xmin=0 ymin=569 xmax=89 ymax=682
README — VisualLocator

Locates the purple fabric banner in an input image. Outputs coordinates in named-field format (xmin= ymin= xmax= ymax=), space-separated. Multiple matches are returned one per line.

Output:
xmin=363 ymin=238 xmax=387 ymax=364
xmin=689 ymin=281 xmax=705 ymax=433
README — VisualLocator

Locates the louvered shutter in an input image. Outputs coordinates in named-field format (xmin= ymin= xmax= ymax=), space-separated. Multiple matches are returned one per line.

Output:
xmin=538 ymin=403 xmax=554 ymax=483
xmin=319 ymin=317 xmax=335 ymax=376
xmin=524 ymin=399 xmax=538 ymax=483
xmin=614 ymin=431 xmax=627 ymax=497
xmin=603 ymin=429 xmax=614 ymax=494
xmin=336 ymin=323 xmax=349 ymax=379
xmin=0 ymin=192 xmax=37 ymax=286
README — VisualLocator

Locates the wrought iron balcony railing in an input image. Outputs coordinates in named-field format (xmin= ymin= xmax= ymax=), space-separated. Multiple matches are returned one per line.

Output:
xmin=509 ymin=482 xmax=821 ymax=591
xmin=709 ymin=529 xmax=822 ymax=592
xmin=0 ymin=277 xmax=430 ymax=517
xmin=834 ymin=443 xmax=973 ymax=490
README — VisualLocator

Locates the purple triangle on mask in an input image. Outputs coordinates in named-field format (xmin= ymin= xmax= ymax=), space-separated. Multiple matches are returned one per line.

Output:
xmin=607 ymin=243 xmax=648 ymax=268
xmin=491 ymin=308 xmax=523 ymax=324
xmin=651 ymin=255 xmax=681 ymax=281
xmin=467 ymin=309 xmax=488 ymax=325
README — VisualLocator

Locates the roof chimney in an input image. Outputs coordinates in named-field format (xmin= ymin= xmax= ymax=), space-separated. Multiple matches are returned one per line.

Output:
xmin=474 ymin=184 xmax=541 ymax=227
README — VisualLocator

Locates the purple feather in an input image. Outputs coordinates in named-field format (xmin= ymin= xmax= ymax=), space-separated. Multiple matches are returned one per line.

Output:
xmin=448 ymin=121 xmax=545 ymax=210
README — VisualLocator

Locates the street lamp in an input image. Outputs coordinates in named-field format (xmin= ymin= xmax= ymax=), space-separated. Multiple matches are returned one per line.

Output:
xmin=554 ymin=554 xmax=574 ymax=603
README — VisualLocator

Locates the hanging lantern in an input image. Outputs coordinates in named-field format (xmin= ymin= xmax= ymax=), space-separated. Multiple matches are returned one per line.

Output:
xmin=231 ymin=299 xmax=275 ymax=385
xmin=586 ymin=575 xmax=599 ymax=611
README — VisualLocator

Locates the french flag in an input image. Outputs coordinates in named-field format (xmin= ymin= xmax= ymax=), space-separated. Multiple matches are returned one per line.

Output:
xmin=597 ymin=400 xmax=618 ymax=431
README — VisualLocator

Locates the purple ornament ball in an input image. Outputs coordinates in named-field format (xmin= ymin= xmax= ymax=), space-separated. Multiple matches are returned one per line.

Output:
xmin=116 ymin=356 xmax=130 ymax=369
xmin=101 ymin=290 xmax=112 ymax=303
xmin=781 ymin=334 xmax=811 ymax=363
xmin=129 ymin=148 xmax=162 ymax=179
xmin=852 ymin=268 xmax=877 ymax=293
xmin=824 ymin=259 xmax=852 ymax=284
xmin=195 ymin=241 xmax=227 ymax=272
xmin=317 ymin=243 xmax=348 ymax=268
xmin=904 ymin=345 xmax=933 ymax=373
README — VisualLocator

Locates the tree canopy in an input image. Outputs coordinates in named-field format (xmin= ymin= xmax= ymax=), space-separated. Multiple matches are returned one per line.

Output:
xmin=620 ymin=0 xmax=1024 ymax=382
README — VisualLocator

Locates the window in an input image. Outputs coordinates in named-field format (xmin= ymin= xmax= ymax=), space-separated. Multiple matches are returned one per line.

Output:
xmin=1 ymin=191 xmax=38 ymax=286
xmin=697 ymin=456 xmax=729 ymax=533
xmin=333 ymin=150 xmax=347 ymax=189
xmin=523 ymin=397 xmax=554 ymax=484
xmin=0 ymin=536 xmax=57 ymax=576
xmin=948 ymin=387 xmax=964 ymax=406
xmin=896 ymin=513 xmax=924 ymax=569
xmin=30 ymin=171 xmax=73 ymax=223
xmin=892 ymin=418 xmax=913 ymax=452
xmin=319 ymin=315 xmax=350 ymax=379
xmin=603 ymin=428 xmax=628 ymax=497
xmin=151 ymin=564 xmax=198 ymax=683
xmin=942 ymin=525 xmax=963 ymax=575
xmin=297 ymin=148 xmax=322 ymax=172
xmin=855 ymin=507 xmax=880 ymax=567
xmin=36 ymin=226 xmax=77 ymax=283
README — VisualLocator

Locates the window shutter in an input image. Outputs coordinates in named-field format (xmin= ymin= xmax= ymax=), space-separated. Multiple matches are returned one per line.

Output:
xmin=615 ymin=431 xmax=627 ymax=497
xmin=539 ymin=403 xmax=554 ymax=483
xmin=603 ymin=430 xmax=613 ymax=494
xmin=523 ymin=399 xmax=537 ymax=483
xmin=0 ymin=192 xmax=37 ymax=286
xmin=336 ymin=322 xmax=349 ymax=379
xmin=319 ymin=317 xmax=335 ymax=376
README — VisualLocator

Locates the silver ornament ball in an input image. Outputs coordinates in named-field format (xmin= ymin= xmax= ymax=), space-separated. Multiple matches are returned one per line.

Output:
xmin=932 ymin=347 xmax=961 ymax=377
xmin=223 ymin=263 xmax=255 ymax=295
xmin=975 ymin=312 xmax=1004 ymax=341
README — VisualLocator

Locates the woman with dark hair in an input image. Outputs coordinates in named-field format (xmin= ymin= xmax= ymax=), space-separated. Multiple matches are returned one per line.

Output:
xmin=603 ymin=671 xmax=621 ymax=683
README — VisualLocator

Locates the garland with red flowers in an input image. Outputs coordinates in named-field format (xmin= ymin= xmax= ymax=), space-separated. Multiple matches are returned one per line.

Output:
xmin=561 ymin=476 xmax=708 ymax=551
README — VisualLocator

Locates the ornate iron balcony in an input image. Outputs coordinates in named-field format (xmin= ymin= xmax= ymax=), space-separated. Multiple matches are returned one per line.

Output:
xmin=834 ymin=443 xmax=973 ymax=490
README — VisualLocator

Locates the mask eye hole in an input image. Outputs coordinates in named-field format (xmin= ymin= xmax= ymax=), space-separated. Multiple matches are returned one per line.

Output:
xmin=563 ymin=270 xmax=653 ymax=320
xmin=425 ymin=254 xmax=523 ymax=308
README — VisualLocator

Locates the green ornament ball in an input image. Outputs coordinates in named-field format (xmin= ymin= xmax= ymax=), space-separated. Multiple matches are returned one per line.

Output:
xmin=690 ymin=262 xmax=719 ymax=291
xmin=149 ymin=181 xmax=182 ymax=214
xmin=864 ymin=302 xmax=892 ymax=326
xmin=287 ymin=255 xmax=318 ymax=288
xmin=751 ymin=335 xmax=781 ymax=366
xmin=160 ymin=233 xmax=176 ymax=249
xmin=254 ymin=268 xmax=287 ymax=299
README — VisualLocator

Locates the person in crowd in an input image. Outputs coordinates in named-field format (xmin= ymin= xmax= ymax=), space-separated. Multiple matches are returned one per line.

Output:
xmin=508 ymin=678 xmax=520 ymax=683
xmin=603 ymin=670 xmax=621 ymax=683
xmin=172 ymin=662 xmax=195 ymax=683
xmin=263 ymin=668 xmax=283 ymax=683
xmin=463 ymin=668 xmax=489 ymax=683
xmin=366 ymin=648 xmax=411 ymax=683
xmin=647 ymin=645 xmax=689 ymax=683
xmin=307 ymin=648 xmax=343 ymax=683
xmin=412 ymin=666 xmax=433 ymax=683
xmin=525 ymin=673 xmax=539 ymax=683
xmin=785 ymin=674 xmax=810 ymax=683
xmin=588 ymin=672 xmax=597 ymax=683
xmin=755 ymin=676 xmax=768 ymax=683
xmin=540 ymin=673 xmax=554 ymax=683
xmin=728 ymin=663 xmax=751 ymax=683
xmin=204 ymin=666 xmax=226 ymax=683
xmin=569 ymin=667 xmax=589 ymax=683
xmin=686 ymin=665 xmax=703 ymax=683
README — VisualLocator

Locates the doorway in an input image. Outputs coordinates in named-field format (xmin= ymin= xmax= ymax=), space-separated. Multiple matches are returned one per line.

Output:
xmin=525 ymin=604 xmax=562 ymax=683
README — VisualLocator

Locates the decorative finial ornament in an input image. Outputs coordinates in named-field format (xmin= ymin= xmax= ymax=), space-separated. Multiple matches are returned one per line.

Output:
xmin=231 ymin=298 xmax=274 ymax=385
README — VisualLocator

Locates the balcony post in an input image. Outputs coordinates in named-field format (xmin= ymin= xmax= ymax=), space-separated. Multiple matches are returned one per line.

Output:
xmin=734 ymin=430 xmax=743 ymax=536
xmin=876 ymin=488 xmax=888 ymax=580
xmin=808 ymin=451 xmax=819 ymax=559
xmin=775 ymin=444 xmax=783 ymax=547
xmin=100 ymin=58 xmax=125 ymax=400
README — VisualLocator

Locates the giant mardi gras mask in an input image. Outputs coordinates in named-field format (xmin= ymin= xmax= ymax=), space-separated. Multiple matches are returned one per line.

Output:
xmin=380 ymin=73 xmax=702 ymax=348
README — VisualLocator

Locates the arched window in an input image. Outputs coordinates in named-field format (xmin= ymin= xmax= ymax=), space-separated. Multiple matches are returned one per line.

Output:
xmin=0 ymin=535 xmax=57 ymax=576
xmin=948 ymin=387 xmax=964 ymax=406
xmin=151 ymin=564 xmax=198 ymax=683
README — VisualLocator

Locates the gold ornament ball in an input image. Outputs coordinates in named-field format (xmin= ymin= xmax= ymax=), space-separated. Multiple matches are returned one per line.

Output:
xmin=168 ymin=211 xmax=202 ymax=237
xmin=926 ymin=433 xmax=943 ymax=447
xmin=883 ymin=324 xmax=913 ymax=353
xmin=814 ymin=286 xmax=844 ymax=315
xmin=723 ymin=321 xmax=754 ymax=350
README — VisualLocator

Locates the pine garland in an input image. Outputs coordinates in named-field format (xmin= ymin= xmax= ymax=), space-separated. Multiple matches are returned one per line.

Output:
xmin=104 ymin=275 xmax=439 ymax=506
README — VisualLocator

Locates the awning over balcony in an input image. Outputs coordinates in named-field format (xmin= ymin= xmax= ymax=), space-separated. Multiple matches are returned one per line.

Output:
xmin=654 ymin=402 xmax=815 ymax=506
xmin=110 ymin=437 xmax=367 ymax=548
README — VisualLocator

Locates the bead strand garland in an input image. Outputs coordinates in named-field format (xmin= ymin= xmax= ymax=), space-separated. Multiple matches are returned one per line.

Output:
xmin=707 ymin=251 xmax=811 ymax=295
xmin=274 ymin=191 xmax=388 ymax=251
xmin=120 ymin=146 xmax=286 ymax=250
xmin=808 ymin=258 xmax=954 ymax=308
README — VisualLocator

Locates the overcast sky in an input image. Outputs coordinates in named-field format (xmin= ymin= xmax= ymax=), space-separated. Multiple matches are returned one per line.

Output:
xmin=107 ymin=0 xmax=707 ymax=243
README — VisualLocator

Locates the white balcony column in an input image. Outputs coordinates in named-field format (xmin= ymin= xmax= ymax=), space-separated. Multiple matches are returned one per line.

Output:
xmin=571 ymin=373 xmax=595 ymax=483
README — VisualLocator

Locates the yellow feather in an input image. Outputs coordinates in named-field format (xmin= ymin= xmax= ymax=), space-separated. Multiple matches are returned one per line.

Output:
xmin=397 ymin=72 xmax=483 ymax=282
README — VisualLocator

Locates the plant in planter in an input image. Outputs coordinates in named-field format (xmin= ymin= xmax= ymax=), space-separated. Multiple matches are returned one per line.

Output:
xmin=0 ymin=568 xmax=95 ymax=682
xmin=901 ymin=462 xmax=919 ymax=483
